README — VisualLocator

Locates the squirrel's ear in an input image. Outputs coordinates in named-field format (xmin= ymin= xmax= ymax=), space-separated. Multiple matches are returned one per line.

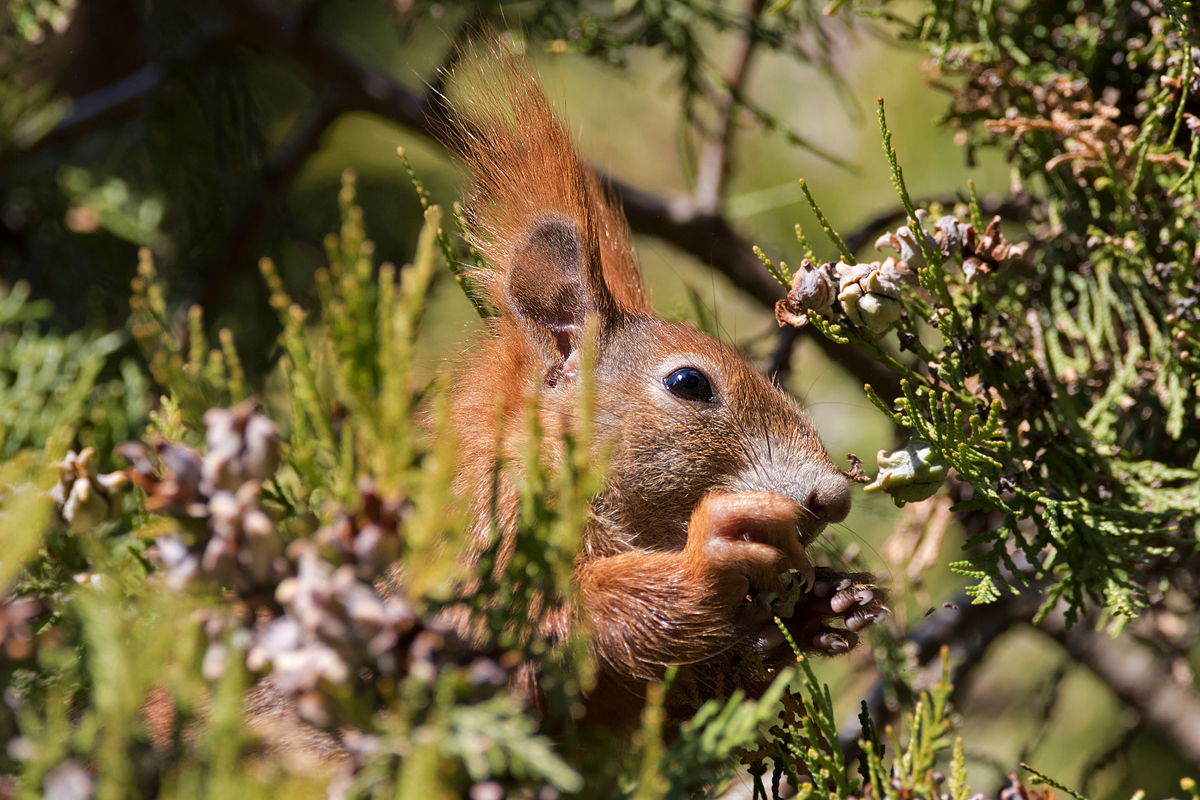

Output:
xmin=506 ymin=214 xmax=623 ymax=370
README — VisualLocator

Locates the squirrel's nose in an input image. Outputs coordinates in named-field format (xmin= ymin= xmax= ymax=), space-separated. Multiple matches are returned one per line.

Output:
xmin=804 ymin=473 xmax=851 ymax=531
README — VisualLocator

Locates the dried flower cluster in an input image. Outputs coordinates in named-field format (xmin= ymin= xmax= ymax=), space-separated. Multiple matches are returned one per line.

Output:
xmin=243 ymin=540 xmax=507 ymax=728
xmin=983 ymin=74 xmax=1191 ymax=182
xmin=48 ymin=447 xmax=128 ymax=532
xmin=120 ymin=400 xmax=286 ymax=593
xmin=41 ymin=759 xmax=93 ymax=800
xmin=114 ymin=401 xmax=511 ymax=744
xmin=834 ymin=258 xmax=917 ymax=335
xmin=774 ymin=259 xmax=835 ymax=327
xmin=313 ymin=478 xmax=407 ymax=580
xmin=774 ymin=256 xmax=916 ymax=335
xmin=775 ymin=211 xmax=1027 ymax=337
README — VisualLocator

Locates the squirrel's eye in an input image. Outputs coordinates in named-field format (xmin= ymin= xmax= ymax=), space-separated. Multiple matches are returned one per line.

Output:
xmin=664 ymin=367 xmax=714 ymax=403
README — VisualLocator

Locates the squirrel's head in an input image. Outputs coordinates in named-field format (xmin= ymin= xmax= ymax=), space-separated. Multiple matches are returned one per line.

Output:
xmin=450 ymin=59 xmax=850 ymax=555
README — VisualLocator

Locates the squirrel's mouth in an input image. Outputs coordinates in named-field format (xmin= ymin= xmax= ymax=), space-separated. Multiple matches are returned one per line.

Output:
xmin=750 ymin=567 xmax=812 ymax=619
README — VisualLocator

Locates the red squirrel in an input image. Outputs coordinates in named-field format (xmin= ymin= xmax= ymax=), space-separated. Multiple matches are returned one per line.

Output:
xmin=447 ymin=61 xmax=887 ymax=729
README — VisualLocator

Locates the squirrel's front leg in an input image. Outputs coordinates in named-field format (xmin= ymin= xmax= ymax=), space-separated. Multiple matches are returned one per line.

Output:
xmin=573 ymin=493 xmax=813 ymax=710
xmin=573 ymin=492 xmax=888 ymax=719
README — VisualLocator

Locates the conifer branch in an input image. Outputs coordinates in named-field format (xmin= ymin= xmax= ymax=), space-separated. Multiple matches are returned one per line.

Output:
xmin=201 ymin=84 xmax=348 ymax=312
xmin=838 ymin=590 xmax=1042 ymax=763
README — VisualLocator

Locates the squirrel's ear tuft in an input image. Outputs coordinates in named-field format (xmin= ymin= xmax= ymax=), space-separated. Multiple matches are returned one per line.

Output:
xmin=446 ymin=53 xmax=651 ymax=364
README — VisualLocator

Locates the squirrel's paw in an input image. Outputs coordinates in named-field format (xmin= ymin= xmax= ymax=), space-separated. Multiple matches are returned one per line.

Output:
xmin=683 ymin=493 xmax=887 ymax=660
xmin=781 ymin=567 xmax=889 ymax=656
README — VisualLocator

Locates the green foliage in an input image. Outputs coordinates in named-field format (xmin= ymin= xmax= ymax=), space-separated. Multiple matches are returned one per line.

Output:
xmin=129 ymin=250 xmax=245 ymax=426
xmin=260 ymin=167 xmax=442 ymax=502
xmin=0 ymin=280 xmax=145 ymax=463
xmin=1 ymin=173 xmax=604 ymax=799
xmin=441 ymin=697 xmax=584 ymax=792
xmin=851 ymin=652 xmax=968 ymax=800
xmin=0 ymin=163 xmax=1022 ymax=800
xmin=640 ymin=670 xmax=796 ymax=798
xmin=6 ymin=0 xmax=75 ymax=45
xmin=775 ymin=0 xmax=1199 ymax=626
xmin=763 ymin=654 xmax=857 ymax=797
xmin=4 ymin=0 xmax=1200 ymax=797
xmin=58 ymin=167 xmax=169 ymax=252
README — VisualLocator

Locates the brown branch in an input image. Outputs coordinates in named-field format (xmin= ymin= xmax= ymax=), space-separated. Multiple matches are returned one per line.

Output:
xmin=1039 ymin=607 xmax=1200 ymax=772
xmin=838 ymin=590 xmax=1042 ymax=762
xmin=28 ymin=0 xmax=911 ymax=405
xmin=40 ymin=16 xmax=228 ymax=143
xmin=24 ymin=0 xmax=903 ymax=401
xmin=766 ymin=324 xmax=801 ymax=383
xmin=214 ymin=0 xmax=439 ymax=135
xmin=199 ymin=9 xmax=487 ymax=312
xmin=215 ymin=0 xmax=905 ymax=400
xmin=840 ymin=593 xmax=1200 ymax=772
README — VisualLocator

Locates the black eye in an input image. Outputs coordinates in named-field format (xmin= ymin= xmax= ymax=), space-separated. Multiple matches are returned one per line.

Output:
xmin=664 ymin=367 xmax=714 ymax=403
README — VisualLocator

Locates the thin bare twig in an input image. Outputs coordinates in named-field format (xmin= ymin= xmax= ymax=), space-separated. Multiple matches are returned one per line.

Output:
xmin=692 ymin=0 xmax=767 ymax=214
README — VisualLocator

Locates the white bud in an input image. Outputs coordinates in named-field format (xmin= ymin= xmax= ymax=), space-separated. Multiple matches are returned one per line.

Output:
xmin=838 ymin=263 xmax=907 ymax=335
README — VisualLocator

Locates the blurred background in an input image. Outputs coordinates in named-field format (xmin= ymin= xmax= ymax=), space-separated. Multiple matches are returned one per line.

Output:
xmin=1 ymin=0 xmax=1193 ymax=794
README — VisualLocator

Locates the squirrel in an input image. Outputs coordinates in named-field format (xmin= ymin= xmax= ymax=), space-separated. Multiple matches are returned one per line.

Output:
xmin=445 ymin=61 xmax=888 ymax=730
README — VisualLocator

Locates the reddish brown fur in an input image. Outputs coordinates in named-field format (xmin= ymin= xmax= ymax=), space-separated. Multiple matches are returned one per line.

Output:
xmin=447 ymin=59 xmax=886 ymax=730
xmin=449 ymin=62 xmax=649 ymax=320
